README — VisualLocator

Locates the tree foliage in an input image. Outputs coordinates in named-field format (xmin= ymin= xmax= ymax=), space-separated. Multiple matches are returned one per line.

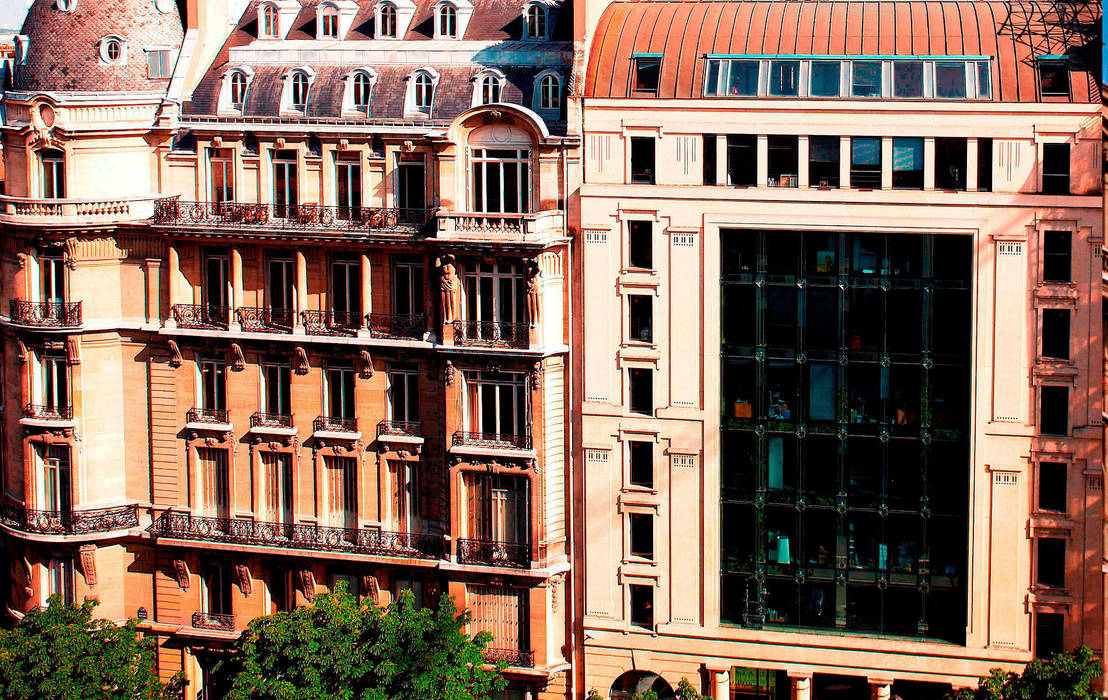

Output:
xmin=0 ymin=595 xmax=181 ymax=700
xmin=585 ymin=677 xmax=707 ymax=700
xmin=951 ymin=646 xmax=1103 ymax=700
xmin=223 ymin=584 xmax=506 ymax=700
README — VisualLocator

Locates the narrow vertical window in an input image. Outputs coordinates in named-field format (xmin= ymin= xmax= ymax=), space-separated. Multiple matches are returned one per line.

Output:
xmin=210 ymin=148 xmax=235 ymax=204
xmin=538 ymin=74 xmax=560 ymax=111
xmin=726 ymin=135 xmax=757 ymax=186
xmin=262 ymin=4 xmax=279 ymax=37
xmin=1041 ymin=309 xmax=1070 ymax=360
xmin=379 ymin=3 xmax=397 ymax=37
xmin=40 ymin=149 xmax=66 ymax=199
xmin=628 ymin=368 xmax=653 ymax=415
xmin=703 ymin=135 xmax=717 ymax=185
xmin=523 ymin=4 xmax=546 ymax=39
xmin=976 ymin=138 xmax=993 ymax=192
xmin=1039 ymin=386 xmax=1068 ymax=436
xmin=891 ymin=137 xmax=924 ymax=190
xmin=1042 ymin=143 xmax=1070 ymax=194
xmin=414 ymin=72 xmax=434 ymax=115
xmin=629 ymin=513 xmax=654 ymax=559
xmin=439 ymin=4 xmax=457 ymax=37
xmin=935 ymin=138 xmax=968 ymax=191
xmin=627 ymin=221 xmax=652 ymax=269
xmin=1038 ymin=461 xmax=1067 ymax=513
xmin=229 ymin=71 xmax=248 ymax=110
xmin=290 ymin=72 xmax=309 ymax=110
xmin=767 ymin=136 xmax=798 ymax=187
xmin=634 ymin=57 xmax=661 ymax=94
xmin=480 ymin=74 xmax=501 ymax=104
xmin=1036 ymin=537 xmax=1066 ymax=588
xmin=628 ymin=294 xmax=652 ymax=342
xmin=1042 ymin=231 xmax=1071 ymax=282
xmin=850 ymin=137 xmax=881 ymax=189
xmin=629 ymin=584 xmax=654 ymax=627
xmin=808 ymin=136 xmax=840 ymax=188
xmin=321 ymin=4 xmax=339 ymax=37
xmin=352 ymin=72 xmax=372 ymax=111
xmin=630 ymin=137 xmax=655 ymax=184
xmin=629 ymin=441 xmax=653 ymax=488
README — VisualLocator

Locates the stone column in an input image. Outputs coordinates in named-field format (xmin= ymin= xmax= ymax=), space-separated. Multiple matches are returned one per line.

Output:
xmin=712 ymin=670 xmax=730 ymax=699
xmin=715 ymin=135 xmax=728 ymax=186
xmin=230 ymin=247 xmax=243 ymax=331
xmin=756 ymin=134 xmax=769 ymax=186
xmin=870 ymin=679 xmax=892 ymax=700
xmin=359 ymin=253 xmax=371 ymax=336
xmin=789 ymin=674 xmax=812 ymax=700
xmin=144 ymin=258 xmax=161 ymax=326
xmin=923 ymin=137 xmax=936 ymax=190
xmin=966 ymin=137 xmax=979 ymax=192
xmin=165 ymin=245 xmax=180 ymax=328
xmin=294 ymin=249 xmax=307 ymax=334
xmin=839 ymin=136 xmax=852 ymax=188
xmin=880 ymin=137 xmax=893 ymax=190
xmin=797 ymin=136 xmax=810 ymax=189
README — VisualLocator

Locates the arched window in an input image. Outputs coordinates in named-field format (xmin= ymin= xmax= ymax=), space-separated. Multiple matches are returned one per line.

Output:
xmin=291 ymin=72 xmax=310 ymax=110
xmin=523 ymin=4 xmax=546 ymax=39
xmin=480 ymin=74 xmax=502 ymax=104
xmin=379 ymin=3 xmax=397 ymax=38
xmin=438 ymin=4 xmax=457 ymax=37
xmin=230 ymin=71 xmax=248 ymax=109
xmin=320 ymin=3 xmax=339 ymax=37
xmin=414 ymin=72 xmax=434 ymax=114
xmin=538 ymin=73 xmax=560 ymax=110
xmin=98 ymin=36 xmax=126 ymax=64
xmin=262 ymin=4 xmax=279 ymax=37
xmin=353 ymin=72 xmax=372 ymax=110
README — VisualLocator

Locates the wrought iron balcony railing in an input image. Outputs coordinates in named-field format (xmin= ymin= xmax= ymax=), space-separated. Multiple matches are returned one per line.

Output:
xmin=250 ymin=412 xmax=293 ymax=430
xmin=377 ymin=420 xmax=423 ymax=438
xmin=9 ymin=300 xmax=82 ymax=328
xmin=172 ymin=303 xmax=230 ymax=330
xmin=369 ymin=313 xmax=425 ymax=340
xmin=191 ymin=611 xmax=236 ymax=631
xmin=452 ymin=319 xmax=529 ymax=348
xmin=451 ymin=431 xmax=533 ymax=451
xmin=23 ymin=404 xmax=73 ymax=421
xmin=237 ymin=306 xmax=294 ymax=333
xmin=152 ymin=198 xmax=432 ymax=235
xmin=0 ymin=502 xmax=139 ymax=536
xmin=314 ymin=415 xmax=358 ymax=433
xmin=149 ymin=512 xmax=445 ymax=560
xmin=187 ymin=407 xmax=230 ymax=425
xmin=457 ymin=538 xmax=531 ymax=568
xmin=483 ymin=647 xmax=536 ymax=668
xmin=302 ymin=310 xmax=360 ymax=337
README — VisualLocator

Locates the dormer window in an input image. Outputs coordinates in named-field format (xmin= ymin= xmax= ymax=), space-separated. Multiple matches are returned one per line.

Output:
xmin=476 ymin=71 xmax=504 ymax=105
xmin=230 ymin=71 xmax=248 ymax=109
xmin=98 ymin=36 xmax=127 ymax=65
xmin=536 ymin=71 xmax=561 ymax=112
xmin=407 ymin=69 xmax=438 ymax=117
xmin=439 ymin=3 xmax=457 ymax=38
xmin=321 ymin=3 xmax=339 ymax=37
xmin=379 ymin=3 xmax=398 ymax=37
xmin=279 ymin=67 xmax=316 ymax=114
xmin=354 ymin=72 xmax=372 ymax=109
xmin=523 ymin=4 xmax=547 ymax=39
xmin=291 ymin=72 xmax=310 ymax=110
xmin=262 ymin=3 xmax=279 ymax=38
xmin=56 ymin=0 xmax=77 ymax=11
xmin=1038 ymin=58 xmax=1070 ymax=97
xmin=343 ymin=68 xmax=377 ymax=115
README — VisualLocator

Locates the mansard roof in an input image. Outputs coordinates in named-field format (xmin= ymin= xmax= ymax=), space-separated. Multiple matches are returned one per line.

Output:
xmin=14 ymin=0 xmax=184 ymax=93
xmin=585 ymin=0 xmax=1101 ymax=104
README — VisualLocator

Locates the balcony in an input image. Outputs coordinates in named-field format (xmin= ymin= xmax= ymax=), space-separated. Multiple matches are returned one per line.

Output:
xmin=149 ymin=512 xmax=445 ymax=560
xmin=452 ymin=431 xmax=532 ymax=451
xmin=314 ymin=415 xmax=358 ymax=434
xmin=302 ymin=310 xmax=359 ymax=337
xmin=0 ymin=502 xmax=139 ymax=536
xmin=452 ymin=320 xmax=529 ymax=349
xmin=191 ymin=611 xmax=236 ymax=631
xmin=0 ymin=194 xmax=161 ymax=226
xmin=23 ymin=404 xmax=73 ymax=421
xmin=250 ymin=412 xmax=294 ymax=430
xmin=186 ymin=407 xmax=230 ymax=427
xmin=237 ymin=306 xmax=294 ymax=333
xmin=377 ymin=420 xmax=422 ymax=438
xmin=436 ymin=210 xmax=564 ymax=243
xmin=484 ymin=647 xmax=535 ymax=669
xmin=152 ymin=198 xmax=432 ymax=237
xmin=369 ymin=313 xmax=425 ymax=340
xmin=457 ymin=538 xmax=531 ymax=569
xmin=9 ymin=300 xmax=82 ymax=328
xmin=172 ymin=303 xmax=230 ymax=330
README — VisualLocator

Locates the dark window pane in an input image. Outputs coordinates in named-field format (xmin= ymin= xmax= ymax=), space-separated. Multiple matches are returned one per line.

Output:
xmin=629 ymin=368 xmax=653 ymax=414
xmin=630 ymin=513 xmax=654 ymax=558
xmin=634 ymin=58 xmax=660 ymax=93
xmin=1042 ymin=144 xmax=1070 ymax=195
xmin=850 ymin=137 xmax=881 ymax=188
xmin=935 ymin=138 xmax=967 ymax=190
xmin=851 ymin=61 xmax=882 ymax=97
xmin=1039 ymin=386 xmax=1068 ymax=435
xmin=1041 ymin=309 xmax=1069 ymax=359
xmin=808 ymin=136 xmax=840 ymax=188
xmin=703 ymin=135 xmax=717 ymax=184
xmin=629 ymin=441 xmax=653 ymax=488
xmin=893 ymin=61 xmax=923 ymax=98
xmin=892 ymin=138 xmax=924 ymax=189
xmin=977 ymin=138 xmax=993 ymax=192
xmin=722 ymin=286 xmax=757 ymax=347
xmin=1038 ymin=461 xmax=1066 ymax=512
xmin=630 ymin=584 xmax=653 ymax=627
xmin=629 ymin=295 xmax=652 ymax=342
xmin=630 ymin=137 xmax=655 ymax=184
xmin=1035 ymin=612 xmax=1065 ymax=658
xmin=1042 ymin=230 xmax=1071 ymax=282
xmin=1036 ymin=537 xmax=1065 ymax=588
xmin=810 ymin=61 xmax=840 ymax=97
xmin=628 ymin=220 xmax=652 ymax=269
xmin=769 ymin=60 xmax=800 ymax=96
xmin=1039 ymin=61 xmax=1070 ymax=97
xmin=727 ymin=135 xmax=757 ymax=186
xmin=935 ymin=62 xmax=967 ymax=98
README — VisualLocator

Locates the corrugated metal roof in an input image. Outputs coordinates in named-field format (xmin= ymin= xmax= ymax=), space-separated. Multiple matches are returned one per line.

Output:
xmin=584 ymin=0 xmax=1101 ymax=103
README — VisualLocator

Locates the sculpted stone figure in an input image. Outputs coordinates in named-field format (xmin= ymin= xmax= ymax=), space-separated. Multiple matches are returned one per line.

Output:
xmin=525 ymin=258 xmax=541 ymax=327
xmin=437 ymin=254 xmax=459 ymax=323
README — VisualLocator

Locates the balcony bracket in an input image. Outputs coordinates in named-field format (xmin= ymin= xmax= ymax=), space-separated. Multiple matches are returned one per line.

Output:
xmin=78 ymin=544 xmax=97 ymax=586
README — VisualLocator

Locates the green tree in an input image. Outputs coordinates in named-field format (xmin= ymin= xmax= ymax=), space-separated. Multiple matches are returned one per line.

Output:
xmin=0 ymin=594 xmax=182 ymax=700
xmin=223 ymin=584 xmax=507 ymax=700
xmin=952 ymin=646 xmax=1102 ymax=700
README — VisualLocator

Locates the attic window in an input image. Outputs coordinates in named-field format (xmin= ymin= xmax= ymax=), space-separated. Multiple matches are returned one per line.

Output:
xmin=290 ymin=72 xmax=310 ymax=110
xmin=321 ymin=3 xmax=339 ymax=37
xmin=98 ymin=36 xmax=126 ymax=65
xmin=478 ymin=73 xmax=502 ymax=105
xmin=56 ymin=0 xmax=77 ymax=11
xmin=229 ymin=71 xmax=249 ymax=109
xmin=1039 ymin=58 xmax=1070 ymax=97
xmin=262 ymin=4 xmax=279 ymax=38
xmin=146 ymin=48 xmax=171 ymax=78
xmin=439 ymin=3 xmax=457 ymax=37
xmin=537 ymin=73 xmax=561 ymax=111
xmin=379 ymin=3 xmax=398 ymax=37
xmin=634 ymin=56 xmax=661 ymax=94
xmin=523 ymin=4 xmax=547 ymax=39
xmin=413 ymin=71 xmax=436 ymax=115
xmin=353 ymin=72 xmax=373 ymax=110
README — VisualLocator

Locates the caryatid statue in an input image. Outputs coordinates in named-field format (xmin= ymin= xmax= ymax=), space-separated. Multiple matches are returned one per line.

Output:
xmin=437 ymin=254 xmax=459 ymax=323
xmin=525 ymin=258 xmax=541 ymax=327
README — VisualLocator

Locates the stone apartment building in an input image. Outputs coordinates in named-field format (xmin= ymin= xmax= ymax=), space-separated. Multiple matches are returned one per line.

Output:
xmin=0 ymin=0 xmax=577 ymax=697
xmin=572 ymin=1 xmax=1105 ymax=698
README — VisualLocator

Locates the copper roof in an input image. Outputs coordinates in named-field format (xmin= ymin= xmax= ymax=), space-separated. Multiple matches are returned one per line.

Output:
xmin=585 ymin=0 xmax=1101 ymax=103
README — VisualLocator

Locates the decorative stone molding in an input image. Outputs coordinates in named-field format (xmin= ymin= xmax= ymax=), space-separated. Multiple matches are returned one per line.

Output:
xmin=65 ymin=337 xmax=81 ymax=366
xmin=444 ymin=360 xmax=455 ymax=385
xmin=361 ymin=574 xmax=380 ymax=603
xmin=293 ymin=346 xmax=310 ymax=375
xmin=300 ymin=569 xmax=316 ymax=601
xmin=357 ymin=350 xmax=374 ymax=379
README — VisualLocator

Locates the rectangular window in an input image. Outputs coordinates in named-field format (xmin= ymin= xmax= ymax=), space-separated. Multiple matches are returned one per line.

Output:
xmin=471 ymin=148 xmax=530 ymax=213
xmin=41 ymin=353 xmax=69 ymax=413
xmin=390 ymin=460 xmax=416 ymax=532
xmin=389 ymin=368 xmax=420 ymax=423
xmin=146 ymin=48 xmax=171 ymax=78
xmin=630 ymin=137 xmax=655 ymax=184
xmin=463 ymin=262 xmax=526 ymax=327
xmin=40 ymin=256 xmax=65 ymax=304
xmin=1038 ymin=461 xmax=1067 ymax=513
xmin=767 ymin=136 xmax=798 ymax=187
xmin=628 ymin=368 xmax=653 ymax=415
xmin=41 ymin=150 xmax=65 ymax=199
xmin=935 ymin=138 xmax=968 ymax=191
xmin=210 ymin=149 xmax=235 ymax=204
xmin=634 ymin=57 xmax=661 ymax=93
xmin=977 ymin=138 xmax=993 ymax=192
xmin=727 ymin=134 xmax=757 ymax=187
xmin=199 ymin=358 xmax=227 ymax=412
xmin=1039 ymin=386 xmax=1068 ymax=436
xmin=851 ymin=61 xmax=882 ymax=97
xmin=326 ymin=364 xmax=356 ymax=421
xmin=268 ymin=256 xmax=295 ymax=313
xmin=628 ymin=294 xmax=652 ymax=343
xmin=47 ymin=558 xmax=75 ymax=605
xmin=629 ymin=513 xmax=654 ymax=559
xmin=393 ymin=260 xmax=425 ymax=317
xmin=1042 ymin=231 xmax=1071 ymax=282
xmin=272 ymin=150 xmax=299 ymax=218
xmin=768 ymin=60 xmax=799 ymax=97
xmin=629 ymin=584 xmax=653 ymax=627
xmin=935 ymin=62 xmax=967 ymax=98
xmin=330 ymin=257 xmax=360 ymax=322
xmin=1039 ymin=60 xmax=1070 ymax=97
xmin=1042 ymin=143 xmax=1070 ymax=195
xmin=892 ymin=138 xmax=924 ymax=189
xmin=263 ymin=361 xmax=291 ymax=416
xmin=469 ymin=586 xmax=529 ymax=655
xmin=1035 ymin=611 xmax=1065 ymax=658
xmin=977 ymin=62 xmax=991 ymax=98
xmin=629 ymin=441 xmax=653 ymax=488
xmin=465 ymin=371 xmax=528 ymax=439
xmin=40 ymin=445 xmax=71 ymax=512
xmin=335 ymin=152 xmax=362 ymax=219
xmin=705 ymin=59 xmax=759 ymax=97
xmin=703 ymin=135 xmax=717 ymax=185
xmin=1036 ymin=537 xmax=1066 ymax=588
xmin=628 ymin=221 xmax=652 ymax=269
xmin=262 ymin=451 xmax=294 ymax=523
xmin=892 ymin=61 xmax=923 ymax=98
xmin=198 ymin=447 xmax=230 ymax=518
xmin=466 ymin=472 xmax=529 ymax=543
xmin=850 ymin=137 xmax=882 ymax=189
xmin=810 ymin=61 xmax=840 ymax=97
xmin=1041 ymin=309 xmax=1070 ymax=360
xmin=324 ymin=455 xmax=357 ymax=529
xmin=270 ymin=569 xmax=295 ymax=612
xmin=809 ymin=136 xmax=840 ymax=188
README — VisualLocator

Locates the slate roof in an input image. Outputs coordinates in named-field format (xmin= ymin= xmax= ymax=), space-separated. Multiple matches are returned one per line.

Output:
xmin=585 ymin=0 xmax=1101 ymax=104
xmin=14 ymin=0 xmax=183 ymax=93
